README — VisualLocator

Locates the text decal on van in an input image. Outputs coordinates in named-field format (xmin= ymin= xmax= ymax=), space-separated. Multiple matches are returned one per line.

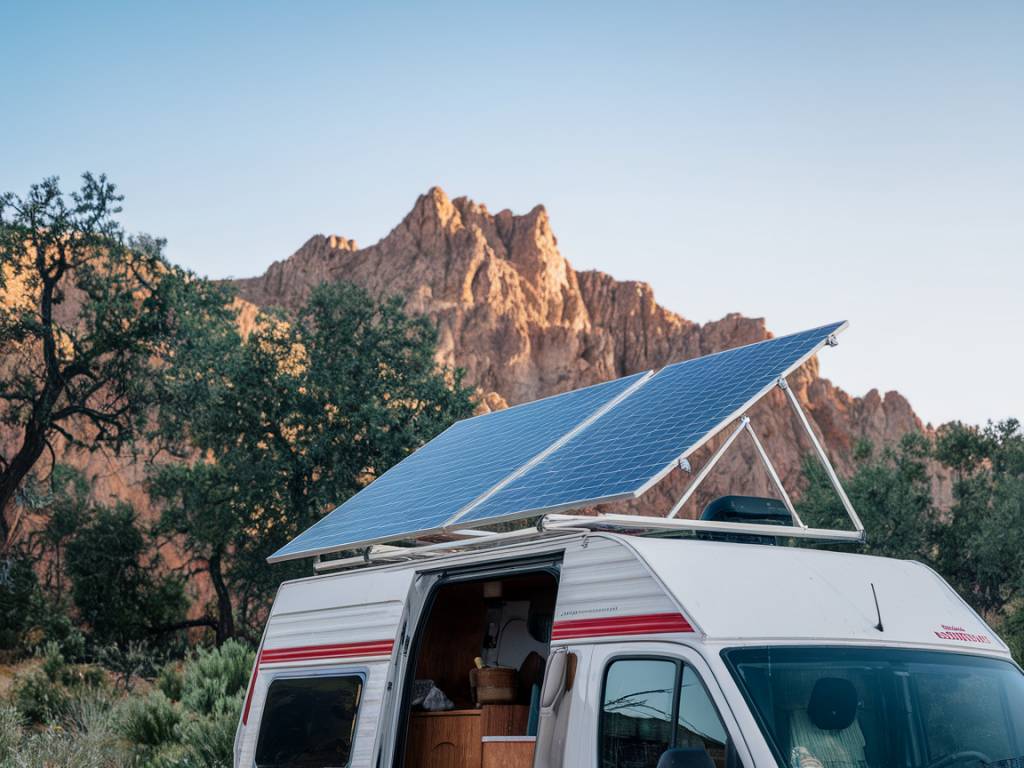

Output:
xmin=551 ymin=612 xmax=693 ymax=640
xmin=933 ymin=625 xmax=992 ymax=645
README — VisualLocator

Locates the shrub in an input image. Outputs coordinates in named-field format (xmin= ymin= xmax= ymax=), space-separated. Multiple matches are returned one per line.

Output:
xmin=0 ymin=704 xmax=23 ymax=762
xmin=22 ymin=598 xmax=86 ymax=661
xmin=9 ymin=723 xmax=129 ymax=768
xmin=179 ymin=689 xmax=244 ymax=768
xmin=116 ymin=690 xmax=180 ymax=748
xmin=40 ymin=641 xmax=65 ymax=683
xmin=181 ymin=640 xmax=253 ymax=715
xmin=143 ymin=743 xmax=202 ymax=768
xmin=9 ymin=685 xmax=129 ymax=767
xmin=157 ymin=662 xmax=184 ymax=702
xmin=0 ymin=554 xmax=36 ymax=651
xmin=13 ymin=668 xmax=69 ymax=725
xmin=98 ymin=641 xmax=158 ymax=692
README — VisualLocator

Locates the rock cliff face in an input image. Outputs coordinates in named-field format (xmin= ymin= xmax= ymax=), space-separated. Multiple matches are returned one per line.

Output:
xmin=233 ymin=188 xmax=926 ymax=517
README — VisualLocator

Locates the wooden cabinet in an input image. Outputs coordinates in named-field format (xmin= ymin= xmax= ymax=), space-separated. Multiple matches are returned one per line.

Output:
xmin=408 ymin=710 xmax=482 ymax=768
xmin=407 ymin=706 xmax=534 ymax=768
xmin=482 ymin=738 xmax=536 ymax=768
xmin=480 ymin=705 xmax=529 ymax=737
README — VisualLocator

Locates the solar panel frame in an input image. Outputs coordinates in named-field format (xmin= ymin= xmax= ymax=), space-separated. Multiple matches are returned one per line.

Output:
xmin=453 ymin=321 xmax=848 ymax=527
xmin=271 ymin=320 xmax=848 ymax=563
xmin=266 ymin=370 xmax=651 ymax=562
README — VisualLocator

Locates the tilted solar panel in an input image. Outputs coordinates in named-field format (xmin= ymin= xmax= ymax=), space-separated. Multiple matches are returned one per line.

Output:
xmin=455 ymin=321 xmax=847 ymax=525
xmin=268 ymin=371 xmax=649 ymax=562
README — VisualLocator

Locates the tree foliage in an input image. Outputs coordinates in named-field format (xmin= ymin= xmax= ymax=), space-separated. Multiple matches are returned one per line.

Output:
xmin=65 ymin=503 xmax=188 ymax=648
xmin=799 ymin=432 xmax=936 ymax=562
xmin=799 ymin=419 xmax=1024 ymax=653
xmin=151 ymin=282 xmax=475 ymax=641
xmin=932 ymin=420 xmax=1024 ymax=621
xmin=0 ymin=174 xmax=233 ymax=546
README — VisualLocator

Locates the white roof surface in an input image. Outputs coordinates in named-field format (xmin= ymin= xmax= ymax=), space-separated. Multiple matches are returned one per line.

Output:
xmin=626 ymin=536 xmax=1008 ymax=655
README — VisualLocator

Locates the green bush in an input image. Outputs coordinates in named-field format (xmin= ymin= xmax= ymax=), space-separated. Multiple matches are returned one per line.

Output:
xmin=0 ymin=554 xmax=37 ymax=651
xmin=40 ymin=641 xmax=65 ymax=683
xmin=143 ymin=743 xmax=203 ymax=768
xmin=181 ymin=640 xmax=253 ymax=715
xmin=116 ymin=690 xmax=180 ymax=748
xmin=0 ymin=704 xmax=23 ymax=763
xmin=9 ymin=721 xmax=129 ymax=768
xmin=179 ymin=689 xmax=244 ymax=768
xmin=7 ymin=683 xmax=129 ymax=767
xmin=99 ymin=641 xmax=162 ymax=692
xmin=106 ymin=643 xmax=254 ymax=767
xmin=157 ymin=662 xmax=184 ymax=702
xmin=13 ymin=668 xmax=69 ymax=725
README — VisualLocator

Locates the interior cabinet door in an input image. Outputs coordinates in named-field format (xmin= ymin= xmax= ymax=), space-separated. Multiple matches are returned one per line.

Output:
xmin=408 ymin=711 xmax=482 ymax=768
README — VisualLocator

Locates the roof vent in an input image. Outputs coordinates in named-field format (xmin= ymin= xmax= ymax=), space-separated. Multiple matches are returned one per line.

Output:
xmin=698 ymin=495 xmax=793 ymax=545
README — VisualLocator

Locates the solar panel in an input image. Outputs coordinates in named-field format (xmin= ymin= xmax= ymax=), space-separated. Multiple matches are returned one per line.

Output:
xmin=455 ymin=321 xmax=847 ymax=525
xmin=268 ymin=371 xmax=650 ymax=562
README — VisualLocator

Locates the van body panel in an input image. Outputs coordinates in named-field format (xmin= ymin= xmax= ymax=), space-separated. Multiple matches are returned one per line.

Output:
xmin=628 ymin=536 xmax=1009 ymax=654
xmin=235 ymin=568 xmax=413 ymax=766
xmin=237 ymin=532 xmax=1017 ymax=768
xmin=553 ymin=537 xmax=694 ymax=644
xmin=578 ymin=641 xmax=757 ymax=768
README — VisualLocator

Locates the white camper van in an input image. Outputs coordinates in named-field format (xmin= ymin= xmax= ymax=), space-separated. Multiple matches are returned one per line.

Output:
xmin=236 ymin=323 xmax=1024 ymax=768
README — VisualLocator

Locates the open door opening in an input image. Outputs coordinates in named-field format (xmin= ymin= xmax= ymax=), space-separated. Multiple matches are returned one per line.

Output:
xmin=401 ymin=570 xmax=558 ymax=768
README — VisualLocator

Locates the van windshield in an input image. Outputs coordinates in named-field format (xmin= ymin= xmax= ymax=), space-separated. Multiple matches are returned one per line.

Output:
xmin=723 ymin=646 xmax=1024 ymax=768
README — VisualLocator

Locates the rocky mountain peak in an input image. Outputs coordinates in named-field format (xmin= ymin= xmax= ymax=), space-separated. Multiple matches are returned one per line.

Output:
xmin=232 ymin=188 xmax=937 ymax=516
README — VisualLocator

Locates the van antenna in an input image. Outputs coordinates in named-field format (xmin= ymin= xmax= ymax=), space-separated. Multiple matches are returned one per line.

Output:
xmin=870 ymin=583 xmax=884 ymax=632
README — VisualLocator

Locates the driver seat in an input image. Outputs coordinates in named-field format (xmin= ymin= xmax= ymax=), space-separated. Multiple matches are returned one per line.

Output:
xmin=789 ymin=678 xmax=867 ymax=768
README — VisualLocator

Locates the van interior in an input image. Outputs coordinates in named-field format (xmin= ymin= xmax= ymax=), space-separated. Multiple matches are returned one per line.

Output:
xmin=401 ymin=571 xmax=559 ymax=768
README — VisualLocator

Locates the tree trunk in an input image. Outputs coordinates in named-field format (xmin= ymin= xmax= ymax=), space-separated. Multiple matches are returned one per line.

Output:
xmin=208 ymin=550 xmax=235 ymax=644
xmin=0 ymin=426 xmax=48 ymax=547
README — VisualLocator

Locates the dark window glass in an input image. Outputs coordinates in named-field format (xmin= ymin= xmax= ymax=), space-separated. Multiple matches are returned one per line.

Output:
xmin=677 ymin=666 xmax=728 ymax=765
xmin=601 ymin=658 xmax=734 ymax=768
xmin=255 ymin=675 xmax=363 ymax=768
xmin=723 ymin=646 xmax=1024 ymax=768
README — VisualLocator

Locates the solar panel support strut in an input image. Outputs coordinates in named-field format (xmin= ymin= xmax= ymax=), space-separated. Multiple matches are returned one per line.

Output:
xmin=667 ymin=417 xmax=748 ymax=519
xmin=778 ymin=376 xmax=865 ymax=534
xmin=667 ymin=415 xmax=803 ymax=526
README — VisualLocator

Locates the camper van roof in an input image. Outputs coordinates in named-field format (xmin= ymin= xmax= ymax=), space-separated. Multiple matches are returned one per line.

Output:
xmin=270 ymin=532 xmax=1007 ymax=657
xmin=271 ymin=321 xmax=849 ymax=564
xmin=625 ymin=536 xmax=1005 ymax=651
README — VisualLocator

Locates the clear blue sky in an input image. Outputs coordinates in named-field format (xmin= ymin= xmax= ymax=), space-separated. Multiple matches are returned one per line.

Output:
xmin=2 ymin=1 xmax=1021 ymax=426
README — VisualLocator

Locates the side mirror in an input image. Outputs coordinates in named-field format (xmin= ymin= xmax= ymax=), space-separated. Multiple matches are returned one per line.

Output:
xmin=656 ymin=747 xmax=716 ymax=768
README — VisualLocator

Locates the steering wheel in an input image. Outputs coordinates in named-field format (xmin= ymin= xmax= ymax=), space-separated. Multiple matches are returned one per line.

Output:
xmin=925 ymin=750 xmax=993 ymax=768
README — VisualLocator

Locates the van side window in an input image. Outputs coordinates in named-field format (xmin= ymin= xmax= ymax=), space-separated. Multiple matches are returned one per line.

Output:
xmin=255 ymin=675 xmax=363 ymax=768
xmin=677 ymin=666 xmax=729 ymax=765
xmin=600 ymin=658 xmax=734 ymax=768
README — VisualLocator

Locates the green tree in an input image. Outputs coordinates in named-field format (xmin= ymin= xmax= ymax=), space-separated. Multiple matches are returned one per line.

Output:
xmin=0 ymin=174 xmax=233 ymax=546
xmin=0 ymin=552 xmax=35 ymax=650
xmin=798 ymin=432 xmax=936 ymax=562
xmin=151 ymin=282 xmax=475 ymax=641
xmin=17 ymin=465 xmax=90 ymax=597
xmin=65 ymin=503 xmax=188 ymax=648
xmin=932 ymin=419 xmax=1024 ymax=622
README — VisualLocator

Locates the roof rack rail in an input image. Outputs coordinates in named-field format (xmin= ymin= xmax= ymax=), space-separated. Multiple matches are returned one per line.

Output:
xmin=311 ymin=525 xmax=586 ymax=574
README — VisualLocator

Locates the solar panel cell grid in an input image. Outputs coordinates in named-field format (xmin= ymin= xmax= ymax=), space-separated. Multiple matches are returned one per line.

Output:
xmin=459 ymin=322 xmax=846 ymax=523
xmin=268 ymin=371 xmax=649 ymax=561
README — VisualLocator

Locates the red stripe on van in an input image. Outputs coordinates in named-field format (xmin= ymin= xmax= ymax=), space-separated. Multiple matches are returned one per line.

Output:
xmin=551 ymin=612 xmax=693 ymax=640
xmin=241 ymin=663 xmax=259 ymax=725
xmin=241 ymin=639 xmax=394 ymax=725
xmin=259 ymin=639 xmax=395 ymax=664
